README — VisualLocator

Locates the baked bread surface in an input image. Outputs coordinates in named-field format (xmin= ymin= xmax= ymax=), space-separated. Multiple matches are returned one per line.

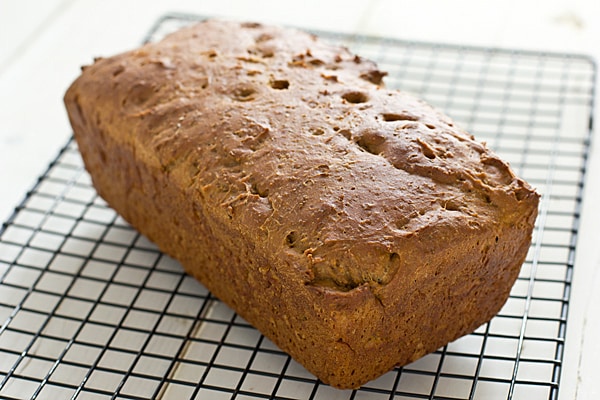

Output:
xmin=64 ymin=20 xmax=539 ymax=389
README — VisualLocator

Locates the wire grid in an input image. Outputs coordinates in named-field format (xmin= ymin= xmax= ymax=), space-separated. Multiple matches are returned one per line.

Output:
xmin=0 ymin=13 xmax=596 ymax=400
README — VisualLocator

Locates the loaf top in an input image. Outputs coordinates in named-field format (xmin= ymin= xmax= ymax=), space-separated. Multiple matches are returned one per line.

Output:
xmin=68 ymin=19 xmax=538 ymax=293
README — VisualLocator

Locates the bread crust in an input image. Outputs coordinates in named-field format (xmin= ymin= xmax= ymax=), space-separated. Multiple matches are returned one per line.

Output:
xmin=64 ymin=20 xmax=539 ymax=388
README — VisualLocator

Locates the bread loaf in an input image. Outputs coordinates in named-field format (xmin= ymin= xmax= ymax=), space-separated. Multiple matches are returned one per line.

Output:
xmin=64 ymin=19 xmax=539 ymax=389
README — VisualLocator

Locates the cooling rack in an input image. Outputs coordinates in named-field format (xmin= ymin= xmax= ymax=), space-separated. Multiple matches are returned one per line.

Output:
xmin=0 ymin=13 xmax=596 ymax=400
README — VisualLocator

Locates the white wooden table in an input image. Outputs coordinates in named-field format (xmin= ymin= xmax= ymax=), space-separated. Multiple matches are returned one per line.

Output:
xmin=1 ymin=1 xmax=599 ymax=399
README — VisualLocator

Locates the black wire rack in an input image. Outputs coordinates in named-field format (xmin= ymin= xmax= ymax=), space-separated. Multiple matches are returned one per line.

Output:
xmin=0 ymin=13 xmax=596 ymax=400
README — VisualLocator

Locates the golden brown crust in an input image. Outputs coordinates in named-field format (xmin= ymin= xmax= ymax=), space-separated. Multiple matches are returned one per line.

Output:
xmin=64 ymin=19 xmax=539 ymax=388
